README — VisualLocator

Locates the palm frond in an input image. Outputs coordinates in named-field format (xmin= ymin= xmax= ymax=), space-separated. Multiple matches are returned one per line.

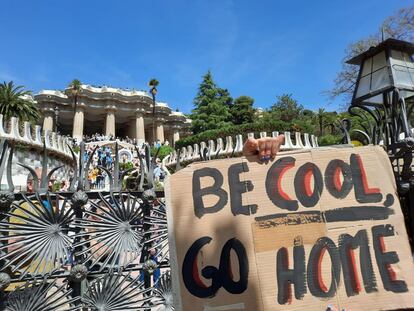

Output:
xmin=0 ymin=81 xmax=38 ymax=122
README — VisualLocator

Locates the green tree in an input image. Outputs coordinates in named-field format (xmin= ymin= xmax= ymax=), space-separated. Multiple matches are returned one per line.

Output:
xmin=268 ymin=94 xmax=303 ymax=123
xmin=66 ymin=79 xmax=82 ymax=113
xmin=0 ymin=81 xmax=39 ymax=122
xmin=315 ymin=108 xmax=327 ymax=135
xmin=190 ymin=71 xmax=232 ymax=134
xmin=229 ymin=95 xmax=256 ymax=125
xmin=324 ymin=111 xmax=339 ymax=134
xmin=149 ymin=78 xmax=159 ymax=89
xmin=328 ymin=5 xmax=414 ymax=102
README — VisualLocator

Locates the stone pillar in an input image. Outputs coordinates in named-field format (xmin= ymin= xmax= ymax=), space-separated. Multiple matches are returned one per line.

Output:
xmin=173 ymin=130 xmax=180 ymax=145
xmin=105 ymin=107 xmax=116 ymax=138
xmin=155 ymin=121 xmax=164 ymax=143
xmin=72 ymin=107 xmax=85 ymax=141
xmin=42 ymin=110 xmax=54 ymax=132
xmin=135 ymin=111 xmax=145 ymax=145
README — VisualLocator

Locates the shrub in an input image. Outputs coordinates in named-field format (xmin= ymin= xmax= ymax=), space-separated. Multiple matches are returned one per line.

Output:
xmin=151 ymin=145 xmax=174 ymax=160
xmin=119 ymin=161 xmax=133 ymax=171
xmin=175 ymin=120 xmax=293 ymax=149
xmin=318 ymin=134 xmax=342 ymax=146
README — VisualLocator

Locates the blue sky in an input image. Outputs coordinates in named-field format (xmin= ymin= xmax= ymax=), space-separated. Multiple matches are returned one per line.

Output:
xmin=0 ymin=0 xmax=411 ymax=113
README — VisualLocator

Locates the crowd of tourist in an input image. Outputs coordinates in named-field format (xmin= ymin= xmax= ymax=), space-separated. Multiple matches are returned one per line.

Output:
xmin=34 ymin=132 xmax=172 ymax=192
xmin=69 ymin=133 xmax=170 ymax=149
xmin=81 ymin=142 xmax=168 ymax=190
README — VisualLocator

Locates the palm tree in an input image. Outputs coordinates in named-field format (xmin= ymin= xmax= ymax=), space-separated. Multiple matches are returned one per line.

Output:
xmin=324 ymin=112 xmax=338 ymax=134
xmin=149 ymin=79 xmax=159 ymax=144
xmin=67 ymin=79 xmax=82 ymax=114
xmin=315 ymin=108 xmax=327 ymax=136
xmin=0 ymin=81 xmax=39 ymax=122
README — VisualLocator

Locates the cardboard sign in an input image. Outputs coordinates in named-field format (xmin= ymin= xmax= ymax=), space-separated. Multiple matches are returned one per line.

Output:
xmin=165 ymin=146 xmax=414 ymax=311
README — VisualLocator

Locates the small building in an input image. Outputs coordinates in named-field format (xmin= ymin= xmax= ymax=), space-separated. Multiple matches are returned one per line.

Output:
xmin=34 ymin=84 xmax=191 ymax=145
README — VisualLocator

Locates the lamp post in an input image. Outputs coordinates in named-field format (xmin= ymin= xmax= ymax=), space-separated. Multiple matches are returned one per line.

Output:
xmin=345 ymin=38 xmax=414 ymax=237
xmin=346 ymin=39 xmax=414 ymax=142
xmin=54 ymin=106 xmax=60 ymax=133
xmin=149 ymin=79 xmax=159 ymax=145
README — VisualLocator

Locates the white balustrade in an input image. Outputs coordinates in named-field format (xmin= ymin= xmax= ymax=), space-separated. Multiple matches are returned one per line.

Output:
xmin=0 ymin=115 xmax=6 ymax=137
xmin=208 ymin=140 xmax=216 ymax=159
xmin=186 ymin=145 xmax=193 ymax=161
xmin=234 ymin=134 xmax=243 ymax=153
xmin=179 ymin=147 xmax=187 ymax=162
xmin=217 ymin=138 xmax=225 ymax=156
xmin=294 ymin=132 xmax=305 ymax=148
xmin=23 ymin=122 xmax=33 ymax=142
xmin=304 ymin=133 xmax=312 ymax=148
xmin=34 ymin=126 xmax=42 ymax=145
xmin=51 ymin=132 xmax=58 ymax=150
xmin=44 ymin=130 xmax=52 ymax=148
xmin=0 ymin=114 xmax=72 ymax=159
xmin=281 ymin=131 xmax=294 ymax=149
xmin=11 ymin=117 xmax=22 ymax=139
xmin=311 ymin=135 xmax=318 ymax=148
xmin=224 ymin=136 xmax=233 ymax=156
xmin=166 ymin=130 xmax=321 ymax=167
xmin=193 ymin=143 xmax=200 ymax=161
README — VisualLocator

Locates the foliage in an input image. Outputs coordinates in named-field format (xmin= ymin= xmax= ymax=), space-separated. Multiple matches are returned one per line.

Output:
xmin=190 ymin=71 xmax=232 ymax=134
xmin=176 ymin=119 xmax=293 ymax=149
xmin=328 ymin=5 xmax=414 ymax=102
xmin=0 ymin=81 xmax=39 ymax=122
xmin=266 ymin=94 xmax=303 ymax=123
xmin=148 ymin=79 xmax=159 ymax=97
xmin=318 ymin=134 xmax=342 ymax=146
xmin=178 ymin=89 xmax=374 ymax=149
xmin=259 ymin=94 xmax=317 ymax=134
xmin=68 ymin=79 xmax=82 ymax=95
xmin=66 ymin=79 xmax=82 ymax=113
xmin=351 ymin=140 xmax=364 ymax=147
xmin=52 ymin=181 xmax=61 ymax=192
xmin=119 ymin=161 xmax=133 ymax=171
xmin=229 ymin=96 xmax=256 ymax=125
xmin=151 ymin=145 xmax=174 ymax=160
xmin=148 ymin=79 xmax=159 ymax=88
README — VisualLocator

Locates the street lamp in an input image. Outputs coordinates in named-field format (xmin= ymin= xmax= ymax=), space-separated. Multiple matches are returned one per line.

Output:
xmin=346 ymin=38 xmax=414 ymax=236
xmin=347 ymin=38 xmax=414 ymax=106
xmin=149 ymin=79 xmax=159 ymax=145
xmin=54 ymin=106 xmax=60 ymax=133
xmin=346 ymin=38 xmax=414 ymax=147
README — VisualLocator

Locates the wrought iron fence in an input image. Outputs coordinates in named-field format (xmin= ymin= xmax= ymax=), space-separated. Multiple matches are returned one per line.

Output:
xmin=0 ymin=140 xmax=173 ymax=310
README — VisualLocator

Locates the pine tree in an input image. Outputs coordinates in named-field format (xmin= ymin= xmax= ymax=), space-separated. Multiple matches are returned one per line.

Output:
xmin=229 ymin=95 xmax=255 ymax=124
xmin=190 ymin=71 xmax=232 ymax=134
xmin=269 ymin=94 xmax=303 ymax=123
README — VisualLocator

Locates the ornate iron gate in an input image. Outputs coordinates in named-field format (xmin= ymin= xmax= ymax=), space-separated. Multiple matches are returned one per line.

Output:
xmin=0 ymin=141 xmax=173 ymax=310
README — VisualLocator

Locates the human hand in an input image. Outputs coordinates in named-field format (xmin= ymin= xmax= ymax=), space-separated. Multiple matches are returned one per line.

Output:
xmin=242 ymin=135 xmax=285 ymax=162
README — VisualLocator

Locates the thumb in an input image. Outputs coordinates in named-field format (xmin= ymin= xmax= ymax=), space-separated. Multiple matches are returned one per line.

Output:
xmin=243 ymin=138 xmax=258 ymax=156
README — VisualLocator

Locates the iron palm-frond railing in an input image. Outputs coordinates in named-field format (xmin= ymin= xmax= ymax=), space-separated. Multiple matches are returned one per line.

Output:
xmin=0 ymin=193 xmax=74 ymax=279
xmin=73 ymin=192 xmax=144 ymax=271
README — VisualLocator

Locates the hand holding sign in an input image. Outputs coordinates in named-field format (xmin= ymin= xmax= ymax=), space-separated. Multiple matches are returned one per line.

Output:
xmin=242 ymin=135 xmax=285 ymax=161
